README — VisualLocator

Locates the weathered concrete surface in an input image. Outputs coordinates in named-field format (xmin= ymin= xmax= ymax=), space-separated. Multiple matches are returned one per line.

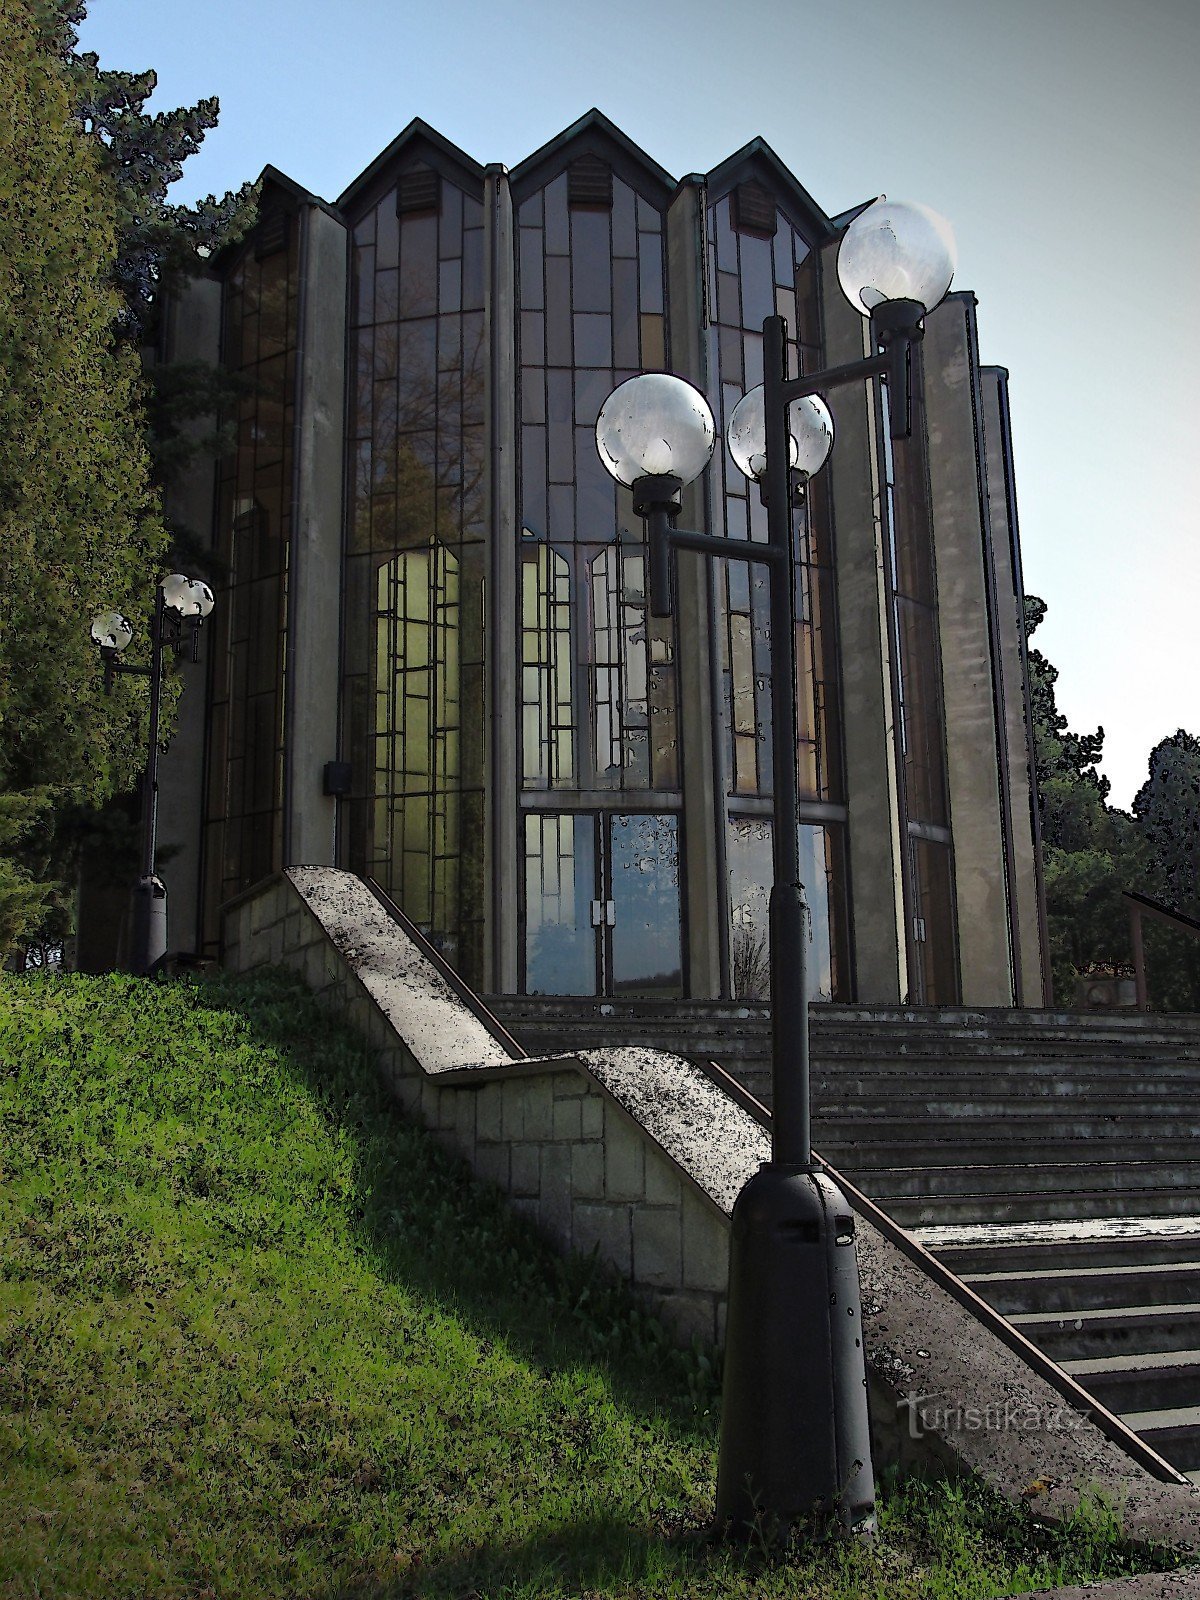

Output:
xmin=924 ymin=292 xmax=1015 ymax=1005
xmin=222 ymin=866 xmax=1199 ymax=1549
xmin=1006 ymin=1569 xmax=1200 ymax=1600
xmin=856 ymin=1223 xmax=1198 ymax=1551
xmin=286 ymin=204 xmax=346 ymax=871
xmin=820 ymin=235 xmax=907 ymax=1005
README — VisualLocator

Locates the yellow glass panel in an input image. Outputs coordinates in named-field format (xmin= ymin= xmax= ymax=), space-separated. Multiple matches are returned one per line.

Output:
xmin=640 ymin=313 xmax=665 ymax=369
xmin=729 ymin=614 xmax=756 ymax=736
xmin=735 ymin=733 xmax=759 ymax=795
xmin=404 ymin=617 xmax=429 ymax=669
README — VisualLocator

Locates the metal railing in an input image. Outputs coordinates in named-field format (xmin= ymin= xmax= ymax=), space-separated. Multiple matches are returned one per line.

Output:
xmin=1124 ymin=890 xmax=1200 ymax=1010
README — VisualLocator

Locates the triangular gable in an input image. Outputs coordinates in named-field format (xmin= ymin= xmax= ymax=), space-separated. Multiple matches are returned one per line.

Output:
xmin=705 ymin=138 xmax=835 ymax=246
xmin=337 ymin=119 xmax=486 ymax=220
xmin=510 ymin=110 xmax=675 ymax=210
xmin=213 ymin=164 xmax=339 ymax=276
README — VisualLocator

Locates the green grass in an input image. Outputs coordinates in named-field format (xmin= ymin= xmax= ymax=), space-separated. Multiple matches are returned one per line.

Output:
xmin=0 ymin=967 xmax=1186 ymax=1598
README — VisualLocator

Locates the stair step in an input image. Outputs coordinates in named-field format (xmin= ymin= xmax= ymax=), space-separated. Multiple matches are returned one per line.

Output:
xmin=849 ymin=1162 xmax=1200 ymax=1201
xmin=1064 ymin=1354 xmax=1200 ymax=1416
xmin=820 ymin=1139 xmax=1200 ymax=1167
xmin=960 ymin=1261 xmax=1200 ymax=1315
xmin=1118 ymin=1407 xmax=1200 ymax=1472
xmin=872 ymin=1187 xmax=1200 ymax=1225
xmin=935 ymin=1233 xmax=1200 ymax=1274
xmin=1011 ymin=1305 xmax=1200 ymax=1361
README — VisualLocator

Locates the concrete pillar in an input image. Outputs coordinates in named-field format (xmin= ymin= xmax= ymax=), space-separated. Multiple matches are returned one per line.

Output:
xmin=922 ymin=293 xmax=1014 ymax=1005
xmin=155 ymin=273 xmax=222 ymax=956
xmin=980 ymin=366 xmax=1049 ymax=1006
xmin=485 ymin=165 xmax=520 ymax=993
xmin=668 ymin=178 xmax=723 ymax=1000
xmin=283 ymin=203 xmax=347 ymax=870
xmin=820 ymin=239 xmax=906 ymax=1004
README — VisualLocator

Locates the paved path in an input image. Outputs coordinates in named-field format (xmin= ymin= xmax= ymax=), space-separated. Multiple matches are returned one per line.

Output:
xmin=1008 ymin=1568 xmax=1200 ymax=1599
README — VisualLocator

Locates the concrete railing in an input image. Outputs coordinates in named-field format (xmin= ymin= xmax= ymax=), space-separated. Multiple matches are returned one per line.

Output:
xmin=220 ymin=867 xmax=1198 ymax=1544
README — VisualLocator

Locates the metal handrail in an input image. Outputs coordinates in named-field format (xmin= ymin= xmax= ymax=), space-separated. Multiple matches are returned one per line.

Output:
xmin=1124 ymin=890 xmax=1200 ymax=1011
xmin=348 ymin=882 xmax=1190 ymax=1487
xmin=693 ymin=1054 xmax=1191 ymax=1488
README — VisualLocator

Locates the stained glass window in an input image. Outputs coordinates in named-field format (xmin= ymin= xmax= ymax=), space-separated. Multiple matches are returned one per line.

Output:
xmin=343 ymin=165 xmax=487 ymax=981
xmin=515 ymin=170 xmax=679 ymax=796
xmin=202 ymin=208 xmax=297 ymax=948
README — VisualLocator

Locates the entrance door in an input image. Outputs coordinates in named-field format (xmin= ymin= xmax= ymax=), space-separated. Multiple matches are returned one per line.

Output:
xmin=523 ymin=812 xmax=683 ymax=997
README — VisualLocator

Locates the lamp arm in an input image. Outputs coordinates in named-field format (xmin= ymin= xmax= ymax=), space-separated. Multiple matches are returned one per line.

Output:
xmin=778 ymin=313 xmax=924 ymax=440
xmin=634 ymin=495 xmax=786 ymax=621
xmin=780 ymin=351 xmax=890 ymax=403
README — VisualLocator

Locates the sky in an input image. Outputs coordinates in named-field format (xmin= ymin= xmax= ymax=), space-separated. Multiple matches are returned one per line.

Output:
xmin=79 ymin=0 xmax=1199 ymax=811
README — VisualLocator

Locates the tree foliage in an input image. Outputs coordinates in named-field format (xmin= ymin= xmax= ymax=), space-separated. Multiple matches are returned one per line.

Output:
xmin=0 ymin=0 xmax=172 ymax=957
xmin=0 ymin=0 xmax=256 ymax=960
xmin=42 ymin=1 xmax=257 ymax=340
xmin=1025 ymin=598 xmax=1199 ymax=1010
xmin=1130 ymin=731 xmax=1200 ymax=1010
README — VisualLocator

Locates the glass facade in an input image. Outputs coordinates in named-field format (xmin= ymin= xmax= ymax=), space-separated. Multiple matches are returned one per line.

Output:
xmin=515 ymin=164 xmax=684 ymax=996
xmin=880 ymin=399 xmax=960 ymax=1003
xmin=202 ymin=211 xmax=297 ymax=946
xmin=190 ymin=123 xmax=1027 ymax=1011
xmin=704 ymin=186 xmax=851 ymax=1001
xmin=343 ymin=166 xmax=487 ymax=982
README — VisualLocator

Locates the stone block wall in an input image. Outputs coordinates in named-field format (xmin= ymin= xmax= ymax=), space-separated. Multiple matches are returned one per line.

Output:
xmin=222 ymin=869 xmax=740 ymax=1349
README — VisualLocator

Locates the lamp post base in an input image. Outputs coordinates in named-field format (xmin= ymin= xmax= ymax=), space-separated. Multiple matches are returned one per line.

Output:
xmin=715 ymin=1164 xmax=875 ymax=1540
xmin=128 ymin=874 xmax=168 ymax=977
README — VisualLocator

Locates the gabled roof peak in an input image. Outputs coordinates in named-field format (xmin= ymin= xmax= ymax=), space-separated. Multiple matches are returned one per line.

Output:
xmin=338 ymin=119 xmax=486 ymax=214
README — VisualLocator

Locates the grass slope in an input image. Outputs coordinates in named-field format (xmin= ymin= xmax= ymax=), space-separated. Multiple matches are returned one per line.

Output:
xmin=0 ymin=968 xmax=1184 ymax=1598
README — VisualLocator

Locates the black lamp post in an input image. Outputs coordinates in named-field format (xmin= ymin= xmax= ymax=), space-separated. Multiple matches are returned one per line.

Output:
xmin=91 ymin=572 xmax=214 ymax=976
xmin=596 ymin=198 xmax=957 ymax=1538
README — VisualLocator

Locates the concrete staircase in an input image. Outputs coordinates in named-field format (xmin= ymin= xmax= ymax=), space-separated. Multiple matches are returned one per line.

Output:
xmin=487 ymin=996 xmax=1200 ymax=1480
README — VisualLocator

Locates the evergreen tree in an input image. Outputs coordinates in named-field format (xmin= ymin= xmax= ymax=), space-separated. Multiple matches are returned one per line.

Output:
xmin=45 ymin=0 xmax=257 ymax=340
xmin=1131 ymin=731 xmax=1200 ymax=1010
xmin=1023 ymin=597 xmax=1135 ymax=1000
xmin=0 ymin=0 xmax=173 ymax=956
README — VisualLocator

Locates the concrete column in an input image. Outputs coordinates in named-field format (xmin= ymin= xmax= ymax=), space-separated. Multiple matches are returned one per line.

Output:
xmin=820 ymin=240 xmax=906 ymax=1004
xmin=980 ymin=366 xmax=1049 ymax=1006
xmin=922 ymin=294 xmax=1014 ymax=1005
xmin=485 ymin=165 xmax=520 ymax=993
xmin=668 ymin=179 xmax=723 ymax=1000
xmin=155 ymin=273 xmax=222 ymax=956
xmin=283 ymin=203 xmax=347 ymax=869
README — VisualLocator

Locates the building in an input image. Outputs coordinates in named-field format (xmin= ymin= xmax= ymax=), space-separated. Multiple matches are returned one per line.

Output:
xmin=145 ymin=110 xmax=1047 ymax=1009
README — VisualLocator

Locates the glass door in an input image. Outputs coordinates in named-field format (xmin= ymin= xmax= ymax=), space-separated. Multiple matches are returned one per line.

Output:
xmin=607 ymin=814 xmax=683 ymax=997
xmin=523 ymin=812 xmax=683 ymax=997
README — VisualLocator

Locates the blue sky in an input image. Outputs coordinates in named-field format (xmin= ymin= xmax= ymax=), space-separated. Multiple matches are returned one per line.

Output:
xmin=79 ymin=0 xmax=1199 ymax=809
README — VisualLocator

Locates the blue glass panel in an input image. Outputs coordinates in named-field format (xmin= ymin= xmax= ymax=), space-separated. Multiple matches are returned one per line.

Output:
xmin=574 ymin=313 xmax=612 ymax=367
xmin=545 ymin=174 xmax=570 ymax=255
xmin=612 ymin=179 xmax=637 ymax=258
xmin=519 ymin=228 xmax=544 ymax=309
xmin=571 ymin=209 xmax=611 ymax=311
xmin=739 ymin=233 xmax=774 ymax=331
xmin=637 ymin=231 xmax=664 ymax=314
xmin=610 ymin=814 xmax=682 ymax=996
xmin=612 ymin=258 xmax=639 ymax=368
xmin=438 ymin=257 xmax=461 ymax=313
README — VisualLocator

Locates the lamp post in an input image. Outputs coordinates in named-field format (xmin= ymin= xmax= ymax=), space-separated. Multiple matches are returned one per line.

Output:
xmin=595 ymin=198 xmax=956 ymax=1539
xmin=91 ymin=573 xmax=215 ymax=975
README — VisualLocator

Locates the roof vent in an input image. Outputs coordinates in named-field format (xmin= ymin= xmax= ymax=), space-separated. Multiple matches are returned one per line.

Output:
xmin=397 ymin=165 xmax=441 ymax=216
xmin=568 ymin=154 xmax=613 ymax=210
xmin=733 ymin=180 xmax=777 ymax=238
xmin=254 ymin=207 xmax=290 ymax=260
